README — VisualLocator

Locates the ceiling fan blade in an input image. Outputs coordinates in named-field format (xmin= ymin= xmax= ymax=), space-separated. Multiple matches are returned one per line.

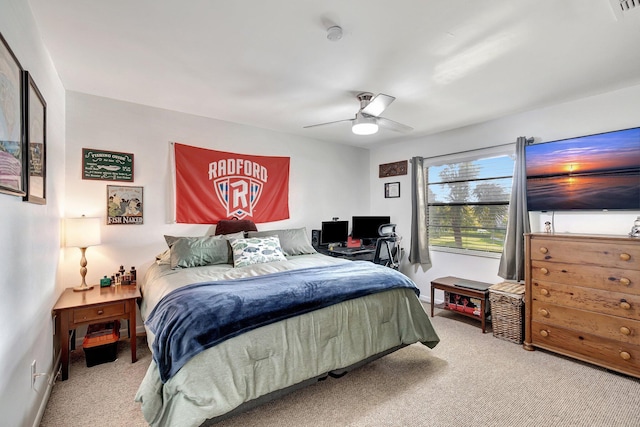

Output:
xmin=361 ymin=93 xmax=395 ymax=117
xmin=377 ymin=117 xmax=413 ymax=133
xmin=303 ymin=118 xmax=353 ymax=129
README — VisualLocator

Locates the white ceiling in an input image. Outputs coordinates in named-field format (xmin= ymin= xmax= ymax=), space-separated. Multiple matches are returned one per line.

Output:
xmin=28 ymin=0 xmax=640 ymax=148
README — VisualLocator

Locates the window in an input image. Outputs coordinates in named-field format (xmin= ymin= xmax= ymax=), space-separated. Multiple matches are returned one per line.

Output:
xmin=426 ymin=147 xmax=514 ymax=255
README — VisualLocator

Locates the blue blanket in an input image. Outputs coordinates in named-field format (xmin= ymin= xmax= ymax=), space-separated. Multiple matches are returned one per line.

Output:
xmin=145 ymin=261 xmax=420 ymax=382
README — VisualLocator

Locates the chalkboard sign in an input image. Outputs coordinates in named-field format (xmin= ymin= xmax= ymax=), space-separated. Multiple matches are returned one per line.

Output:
xmin=83 ymin=148 xmax=134 ymax=182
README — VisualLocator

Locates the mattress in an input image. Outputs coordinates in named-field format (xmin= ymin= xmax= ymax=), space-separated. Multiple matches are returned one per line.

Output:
xmin=135 ymin=254 xmax=439 ymax=426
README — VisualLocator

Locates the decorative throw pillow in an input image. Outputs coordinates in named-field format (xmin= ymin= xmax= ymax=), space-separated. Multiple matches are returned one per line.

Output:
xmin=214 ymin=219 xmax=258 ymax=236
xmin=229 ymin=236 xmax=287 ymax=268
xmin=163 ymin=235 xmax=231 ymax=269
xmin=246 ymin=228 xmax=317 ymax=256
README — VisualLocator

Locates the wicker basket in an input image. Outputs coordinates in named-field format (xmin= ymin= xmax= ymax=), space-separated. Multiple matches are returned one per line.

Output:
xmin=489 ymin=282 xmax=525 ymax=344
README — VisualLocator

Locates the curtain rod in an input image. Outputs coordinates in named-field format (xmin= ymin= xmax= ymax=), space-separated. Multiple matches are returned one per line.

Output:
xmin=416 ymin=140 xmax=518 ymax=163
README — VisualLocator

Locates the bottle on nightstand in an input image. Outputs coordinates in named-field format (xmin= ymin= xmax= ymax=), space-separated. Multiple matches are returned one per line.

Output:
xmin=100 ymin=276 xmax=111 ymax=287
xmin=130 ymin=266 xmax=137 ymax=285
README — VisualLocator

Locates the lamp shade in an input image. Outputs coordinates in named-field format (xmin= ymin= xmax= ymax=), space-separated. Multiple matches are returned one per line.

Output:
xmin=65 ymin=216 xmax=101 ymax=248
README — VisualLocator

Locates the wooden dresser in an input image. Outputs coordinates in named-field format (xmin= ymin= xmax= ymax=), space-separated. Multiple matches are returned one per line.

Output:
xmin=524 ymin=233 xmax=640 ymax=378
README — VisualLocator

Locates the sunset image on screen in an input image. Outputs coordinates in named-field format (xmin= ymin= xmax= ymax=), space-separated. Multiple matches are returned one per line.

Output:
xmin=525 ymin=127 xmax=640 ymax=211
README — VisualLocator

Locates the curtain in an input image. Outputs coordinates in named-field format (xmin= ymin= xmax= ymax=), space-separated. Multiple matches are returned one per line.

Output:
xmin=498 ymin=137 xmax=531 ymax=281
xmin=408 ymin=156 xmax=432 ymax=268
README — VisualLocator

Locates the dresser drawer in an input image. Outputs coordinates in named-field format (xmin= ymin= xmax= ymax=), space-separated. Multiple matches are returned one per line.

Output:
xmin=531 ymin=260 xmax=640 ymax=295
xmin=73 ymin=302 xmax=126 ymax=323
xmin=531 ymin=300 xmax=640 ymax=345
xmin=531 ymin=321 xmax=640 ymax=377
xmin=529 ymin=237 xmax=640 ymax=270
xmin=531 ymin=280 xmax=640 ymax=320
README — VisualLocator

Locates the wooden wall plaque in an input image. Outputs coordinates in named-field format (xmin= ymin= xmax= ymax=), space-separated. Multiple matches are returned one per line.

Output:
xmin=379 ymin=160 xmax=408 ymax=178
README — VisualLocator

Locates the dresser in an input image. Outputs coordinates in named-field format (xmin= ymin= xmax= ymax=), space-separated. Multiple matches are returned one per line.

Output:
xmin=524 ymin=233 xmax=640 ymax=378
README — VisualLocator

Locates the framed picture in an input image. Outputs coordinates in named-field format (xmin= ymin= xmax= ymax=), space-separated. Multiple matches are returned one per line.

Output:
xmin=385 ymin=182 xmax=400 ymax=198
xmin=107 ymin=185 xmax=143 ymax=225
xmin=23 ymin=71 xmax=46 ymax=204
xmin=0 ymin=32 xmax=25 ymax=197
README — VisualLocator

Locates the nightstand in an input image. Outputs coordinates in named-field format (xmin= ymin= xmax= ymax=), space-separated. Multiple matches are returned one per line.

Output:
xmin=52 ymin=285 xmax=141 ymax=380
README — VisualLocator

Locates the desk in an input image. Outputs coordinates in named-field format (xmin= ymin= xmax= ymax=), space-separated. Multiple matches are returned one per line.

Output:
xmin=316 ymin=246 xmax=375 ymax=262
xmin=52 ymin=285 xmax=141 ymax=380
xmin=430 ymin=276 xmax=491 ymax=333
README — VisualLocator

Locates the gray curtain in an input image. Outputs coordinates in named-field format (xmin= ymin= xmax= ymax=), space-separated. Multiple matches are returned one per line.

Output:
xmin=498 ymin=137 xmax=531 ymax=281
xmin=408 ymin=156 xmax=431 ymax=268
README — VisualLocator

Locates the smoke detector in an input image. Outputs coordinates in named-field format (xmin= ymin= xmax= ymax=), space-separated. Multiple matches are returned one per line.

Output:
xmin=327 ymin=26 xmax=343 ymax=41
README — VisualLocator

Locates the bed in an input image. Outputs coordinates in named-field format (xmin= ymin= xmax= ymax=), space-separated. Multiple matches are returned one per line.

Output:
xmin=134 ymin=228 xmax=440 ymax=427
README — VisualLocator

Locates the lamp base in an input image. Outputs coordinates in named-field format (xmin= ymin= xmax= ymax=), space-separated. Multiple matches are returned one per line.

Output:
xmin=73 ymin=284 xmax=95 ymax=292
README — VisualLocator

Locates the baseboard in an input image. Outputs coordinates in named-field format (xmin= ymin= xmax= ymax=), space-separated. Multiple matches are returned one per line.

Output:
xmin=32 ymin=352 xmax=60 ymax=427
xmin=419 ymin=294 xmax=438 ymax=304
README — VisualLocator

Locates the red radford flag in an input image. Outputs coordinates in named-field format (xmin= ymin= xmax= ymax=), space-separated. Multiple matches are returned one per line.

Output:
xmin=174 ymin=143 xmax=290 ymax=224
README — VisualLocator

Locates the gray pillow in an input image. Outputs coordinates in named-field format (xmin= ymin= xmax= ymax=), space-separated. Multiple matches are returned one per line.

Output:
xmin=246 ymin=227 xmax=317 ymax=256
xmin=164 ymin=235 xmax=231 ymax=269
xmin=164 ymin=231 xmax=245 ymax=266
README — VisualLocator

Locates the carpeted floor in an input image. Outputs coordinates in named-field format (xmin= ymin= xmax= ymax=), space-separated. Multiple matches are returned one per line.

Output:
xmin=40 ymin=304 xmax=640 ymax=427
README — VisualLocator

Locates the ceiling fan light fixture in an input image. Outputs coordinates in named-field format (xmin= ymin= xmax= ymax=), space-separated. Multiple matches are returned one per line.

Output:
xmin=352 ymin=115 xmax=378 ymax=135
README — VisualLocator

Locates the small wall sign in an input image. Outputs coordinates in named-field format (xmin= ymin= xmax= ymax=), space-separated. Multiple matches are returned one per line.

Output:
xmin=379 ymin=160 xmax=407 ymax=178
xmin=83 ymin=148 xmax=134 ymax=181
xmin=107 ymin=185 xmax=143 ymax=225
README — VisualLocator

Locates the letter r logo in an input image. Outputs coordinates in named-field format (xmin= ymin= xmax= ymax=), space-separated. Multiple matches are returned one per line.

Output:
xmin=230 ymin=180 xmax=248 ymax=210
xmin=213 ymin=177 xmax=263 ymax=219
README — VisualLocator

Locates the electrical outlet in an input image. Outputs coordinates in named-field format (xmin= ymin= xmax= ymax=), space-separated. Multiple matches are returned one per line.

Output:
xmin=31 ymin=360 xmax=37 ymax=389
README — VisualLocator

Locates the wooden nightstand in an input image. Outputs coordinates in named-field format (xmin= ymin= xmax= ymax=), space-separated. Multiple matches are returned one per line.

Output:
xmin=52 ymin=285 xmax=141 ymax=380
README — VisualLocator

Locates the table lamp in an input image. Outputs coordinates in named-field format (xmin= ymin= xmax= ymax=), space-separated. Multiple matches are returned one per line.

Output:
xmin=65 ymin=215 xmax=101 ymax=291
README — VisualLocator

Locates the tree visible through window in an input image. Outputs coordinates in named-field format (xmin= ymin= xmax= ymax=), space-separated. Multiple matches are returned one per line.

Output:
xmin=427 ymin=152 xmax=514 ymax=254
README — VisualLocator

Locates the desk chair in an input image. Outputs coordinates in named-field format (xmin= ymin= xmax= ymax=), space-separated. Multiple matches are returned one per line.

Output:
xmin=373 ymin=224 xmax=400 ymax=269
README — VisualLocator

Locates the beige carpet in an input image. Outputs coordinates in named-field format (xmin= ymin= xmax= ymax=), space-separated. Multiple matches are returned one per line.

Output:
xmin=40 ymin=304 xmax=640 ymax=427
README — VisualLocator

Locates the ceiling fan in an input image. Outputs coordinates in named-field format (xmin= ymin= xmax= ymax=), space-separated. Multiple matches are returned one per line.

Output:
xmin=304 ymin=92 xmax=413 ymax=135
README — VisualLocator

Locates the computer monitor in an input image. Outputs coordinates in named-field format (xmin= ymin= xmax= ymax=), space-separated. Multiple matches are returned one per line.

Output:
xmin=351 ymin=216 xmax=391 ymax=244
xmin=320 ymin=221 xmax=349 ymax=246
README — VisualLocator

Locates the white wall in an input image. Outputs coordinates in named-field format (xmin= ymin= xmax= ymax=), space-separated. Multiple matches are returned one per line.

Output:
xmin=370 ymin=84 xmax=640 ymax=300
xmin=62 ymin=92 xmax=370 ymax=291
xmin=0 ymin=0 xmax=66 ymax=425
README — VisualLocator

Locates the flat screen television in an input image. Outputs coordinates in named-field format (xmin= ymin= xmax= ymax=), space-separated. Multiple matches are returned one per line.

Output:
xmin=320 ymin=220 xmax=348 ymax=246
xmin=351 ymin=216 xmax=391 ymax=243
xmin=525 ymin=127 xmax=640 ymax=211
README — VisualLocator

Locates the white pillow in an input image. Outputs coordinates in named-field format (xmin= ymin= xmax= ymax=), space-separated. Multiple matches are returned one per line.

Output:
xmin=229 ymin=236 xmax=287 ymax=268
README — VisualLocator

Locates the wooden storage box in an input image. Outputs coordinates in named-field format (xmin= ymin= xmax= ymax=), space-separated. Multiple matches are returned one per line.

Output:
xmin=489 ymin=282 xmax=525 ymax=344
xmin=83 ymin=320 xmax=120 ymax=367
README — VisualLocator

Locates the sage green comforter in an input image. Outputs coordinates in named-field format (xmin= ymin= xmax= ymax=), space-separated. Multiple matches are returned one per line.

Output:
xmin=135 ymin=254 xmax=439 ymax=427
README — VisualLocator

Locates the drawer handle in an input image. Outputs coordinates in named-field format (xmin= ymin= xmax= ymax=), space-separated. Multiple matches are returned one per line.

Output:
xmin=540 ymin=288 xmax=550 ymax=296
xmin=539 ymin=329 xmax=549 ymax=337
xmin=620 ymin=277 xmax=631 ymax=286
xmin=620 ymin=326 xmax=631 ymax=336
xmin=539 ymin=308 xmax=550 ymax=317
xmin=620 ymin=253 xmax=631 ymax=261
xmin=97 ymin=309 xmax=104 ymax=315
xmin=620 ymin=300 xmax=631 ymax=310
xmin=539 ymin=247 xmax=548 ymax=254
xmin=620 ymin=351 xmax=631 ymax=361
xmin=540 ymin=267 xmax=549 ymax=275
